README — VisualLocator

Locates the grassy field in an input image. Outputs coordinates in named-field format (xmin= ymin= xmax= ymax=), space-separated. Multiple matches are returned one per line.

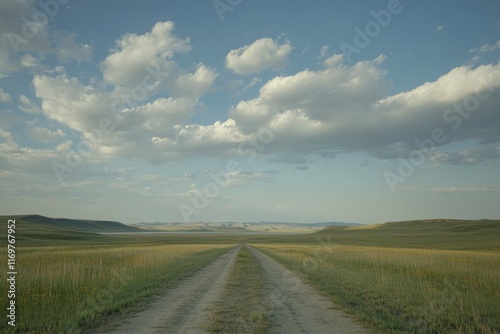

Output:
xmin=206 ymin=246 xmax=271 ymax=333
xmin=254 ymin=243 xmax=500 ymax=333
xmin=0 ymin=243 xmax=232 ymax=333
xmin=1 ymin=216 xmax=499 ymax=333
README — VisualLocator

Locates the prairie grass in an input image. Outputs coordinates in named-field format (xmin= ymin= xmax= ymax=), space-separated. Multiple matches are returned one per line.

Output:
xmin=255 ymin=244 xmax=500 ymax=334
xmin=0 ymin=244 xmax=231 ymax=333
xmin=206 ymin=246 xmax=271 ymax=333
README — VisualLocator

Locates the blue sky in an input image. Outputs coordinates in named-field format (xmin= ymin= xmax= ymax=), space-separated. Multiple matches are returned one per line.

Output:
xmin=1 ymin=0 xmax=500 ymax=224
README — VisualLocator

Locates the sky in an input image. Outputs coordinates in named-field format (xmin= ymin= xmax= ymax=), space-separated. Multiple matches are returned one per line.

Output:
xmin=1 ymin=0 xmax=500 ymax=225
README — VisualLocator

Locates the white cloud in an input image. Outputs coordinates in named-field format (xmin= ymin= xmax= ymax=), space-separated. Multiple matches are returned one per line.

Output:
xmin=102 ymin=21 xmax=191 ymax=87
xmin=430 ymin=184 xmax=500 ymax=194
xmin=28 ymin=127 xmax=65 ymax=143
xmin=436 ymin=25 xmax=444 ymax=31
xmin=33 ymin=74 xmax=110 ymax=133
xmin=469 ymin=40 xmax=500 ymax=54
xmin=0 ymin=88 xmax=11 ymax=102
xmin=429 ymin=146 xmax=500 ymax=166
xmin=323 ymin=53 xmax=344 ymax=67
xmin=224 ymin=171 xmax=274 ymax=187
xmin=0 ymin=128 xmax=18 ymax=153
xmin=11 ymin=17 xmax=500 ymax=170
xmin=0 ymin=0 xmax=92 ymax=77
xmin=52 ymin=32 xmax=92 ymax=63
xmin=20 ymin=53 xmax=39 ymax=68
xmin=318 ymin=45 xmax=329 ymax=59
xmin=19 ymin=94 xmax=40 ymax=114
xmin=171 ymin=63 xmax=218 ymax=98
xmin=226 ymin=38 xmax=292 ymax=75
xmin=229 ymin=58 xmax=500 ymax=163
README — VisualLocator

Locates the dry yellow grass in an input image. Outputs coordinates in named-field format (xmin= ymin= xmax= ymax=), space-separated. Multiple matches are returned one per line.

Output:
xmin=0 ymin=244 xmax=232 ymax=333
xmin=255 ymin=243 xmax=500 ymax=333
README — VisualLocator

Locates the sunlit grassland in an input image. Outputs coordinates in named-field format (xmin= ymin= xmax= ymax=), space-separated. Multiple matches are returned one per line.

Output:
xmin=0 ymin=243 xmax=233 ymax=334
xmin=255 ymin=244 xmax=500 ymax=334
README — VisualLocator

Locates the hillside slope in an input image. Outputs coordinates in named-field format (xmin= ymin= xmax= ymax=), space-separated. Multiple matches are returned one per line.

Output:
xmin=315 ymin=219 xmax=500 ymax=250
xmin=17 ymin=214 xmax=141 ymax=232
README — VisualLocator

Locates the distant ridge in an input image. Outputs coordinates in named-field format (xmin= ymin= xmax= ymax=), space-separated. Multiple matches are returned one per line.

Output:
xmin=317 ymin=218 xmax=500 ymax=250
xmin=385 ymin=218 xmax=497 ymax=225
xmin=18 ymin=214 xmax=142 ymax=232
xmin=136 ymin=221 xmax=362 ymax=228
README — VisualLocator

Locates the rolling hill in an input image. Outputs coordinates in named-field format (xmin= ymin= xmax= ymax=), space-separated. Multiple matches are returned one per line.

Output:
xmin=0 ymin=215 xmax=143 ymax=246
xmin=314 ymin=219 xmax=500 ymax=250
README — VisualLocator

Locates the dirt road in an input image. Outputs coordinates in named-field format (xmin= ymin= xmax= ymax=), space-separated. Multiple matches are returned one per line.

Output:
xmin=104 ymin=245 xmax=366 ymax=333
xmin=248 ymin=246 xmax=367 ymax=334
xmin=104 ymin=246 xmax=241 ymax=334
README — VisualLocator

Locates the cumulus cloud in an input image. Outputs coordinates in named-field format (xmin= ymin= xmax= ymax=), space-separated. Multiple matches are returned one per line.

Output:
xmin=171 ymin=63 xmax=218 ymax=98
xmin=102 ymin=21 xmax=191 ymax=87
xmin=29 ymin=51 xmax=500 ymax=167
xmin=229 ymin=57 xmax=500 ymax=163
xmin=27 ymin=22 xmax=221 ymax=165
xmin=226 ymin=38 xmax=291 ymax=75
xmin=7 ymin=18 xmax=500 ymax=174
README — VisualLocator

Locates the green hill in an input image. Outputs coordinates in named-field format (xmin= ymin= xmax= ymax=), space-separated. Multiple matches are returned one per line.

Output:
xmin=17 ymin=214 xmax=142 ymax=232
xmin=314 ymin=219 xmax=500 ymax=250
xmin=0 ymin=215 xmax=142 ymax=246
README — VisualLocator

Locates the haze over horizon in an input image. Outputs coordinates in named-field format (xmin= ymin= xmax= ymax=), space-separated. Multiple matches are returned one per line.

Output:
xmin=1 ymin=0 xmax=500 ymax=225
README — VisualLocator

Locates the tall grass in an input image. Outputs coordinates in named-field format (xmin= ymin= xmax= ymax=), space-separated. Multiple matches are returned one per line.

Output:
xmin=206 ymin=246 xmax=271 ymax=333
xmin=0 ymin=244 xmax=231 ymax=333
xmin=255 ymin=244 xmax=500 ymax=333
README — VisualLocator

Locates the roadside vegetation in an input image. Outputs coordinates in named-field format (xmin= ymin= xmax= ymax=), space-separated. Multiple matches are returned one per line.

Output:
xmin=255 ymin=243 xmax=500 ymax=333
xmin=206 ymin=246 xmax=271 ymax=333
xmin=0 ymin=243 xmax=232 ymax=333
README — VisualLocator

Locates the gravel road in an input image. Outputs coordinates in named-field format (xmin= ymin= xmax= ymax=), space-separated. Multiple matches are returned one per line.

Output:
xmin=104 ymin=245 xmax=240 ymax=334
xmin=103 ymin=244 xmax=367 ymax=333
xmin=248 ymin=246 xmax=367 ymax=334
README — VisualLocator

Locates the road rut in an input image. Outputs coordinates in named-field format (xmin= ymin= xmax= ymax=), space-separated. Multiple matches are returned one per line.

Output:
xmin=248 ymin=246 xmax=367 ymax=334
xmin=104 ymin=245 xmax=240 ymax=334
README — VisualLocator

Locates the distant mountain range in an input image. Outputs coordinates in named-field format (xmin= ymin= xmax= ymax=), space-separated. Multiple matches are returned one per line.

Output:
xmin=136 ymin=221 xmax=361 ymax=227
xmin=132 ymin=220 xmax=363 ymax=233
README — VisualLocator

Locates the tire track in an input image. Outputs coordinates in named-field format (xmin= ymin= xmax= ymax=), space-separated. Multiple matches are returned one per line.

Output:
xmin=104 ymin=245 xmax=241 ymax=334
xmin=248 ymin=246 xmax=367 ymax=334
